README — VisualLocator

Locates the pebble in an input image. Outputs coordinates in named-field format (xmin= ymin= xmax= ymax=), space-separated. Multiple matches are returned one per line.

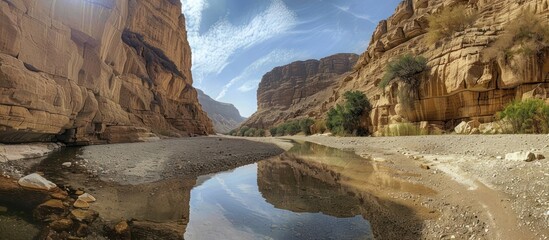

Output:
xmin=62 ymin=162 xmax=72 ymax=167
xmin=77 ymin=193 xmax=96 ymax=203
xmin=74 ymin=199 xmax=90 ymax=209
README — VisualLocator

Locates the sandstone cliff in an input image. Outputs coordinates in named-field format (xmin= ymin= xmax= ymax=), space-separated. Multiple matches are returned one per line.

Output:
xmin=248 ymin=0 xmax=549 ymax=135
xmin=196 ymin=89 xmax=246 ymax=133
xmin=0 ymin=0 xmax=213 ymax=144
xmin=337 ymin=0 xmax=549 ymax=135
xmin=242 ymin=53 xmax=358 ymax=129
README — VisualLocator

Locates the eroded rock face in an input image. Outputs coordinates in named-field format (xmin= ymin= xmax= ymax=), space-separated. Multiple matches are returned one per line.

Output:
xmin=0 ymin=0 xmax=213 ymax=144
xmin=245 ymin=0 xmax=548 ymax=134
xmin=243 ymin=53 xmax=359 ymax=129
xmin=336 ymin=0 xmax=549 ymax=134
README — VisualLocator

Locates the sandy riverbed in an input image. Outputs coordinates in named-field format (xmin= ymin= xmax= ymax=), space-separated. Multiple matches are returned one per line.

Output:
xmin=244 ymin=135 xmax=549 ymax=240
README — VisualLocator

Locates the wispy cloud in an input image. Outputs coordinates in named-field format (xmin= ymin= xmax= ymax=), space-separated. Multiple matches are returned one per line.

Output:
xmin=334 ymin=4 xmax=378 ymax=24
xmin=183 ymin=0 xmax=208 ymax=31
xmin=237 ymin=81 xmax=260 ymax=93
xmin=184 ymin=0 xmax=298 ymax=84
xmin=216 ymin=49 xmax=305 ymax=100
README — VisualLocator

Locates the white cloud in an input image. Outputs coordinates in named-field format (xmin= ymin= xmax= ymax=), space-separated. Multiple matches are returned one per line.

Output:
xmin=184 ymin=0 xmax=298 ymax=84
xmin=183 ymin=0 xmax=208 ymax=31
xmin=215 ymin=49 xmax=305 ymax=100
xmin=237 ymin=80 xmax=260 ymax=93
xmin=334 ymin=4 xmax=378 ymax=24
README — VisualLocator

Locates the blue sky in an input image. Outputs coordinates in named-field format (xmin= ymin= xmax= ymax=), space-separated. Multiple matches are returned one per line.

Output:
xmin=182 ymin=0 xmax=401 ymax=117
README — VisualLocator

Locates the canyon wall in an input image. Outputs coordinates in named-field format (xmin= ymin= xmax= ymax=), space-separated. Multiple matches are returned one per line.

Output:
xmin=242 ymin=53 xmax=358 ymax=129
xmin=246 ymin=0 xmax=548 ymax=135
xmin=0 ymin=0 xmax=213 ymax=144
xmin=337 ymin=0 xmax=549 ymax=134
xmin=197 ymin=89 xmax=246 ymax=133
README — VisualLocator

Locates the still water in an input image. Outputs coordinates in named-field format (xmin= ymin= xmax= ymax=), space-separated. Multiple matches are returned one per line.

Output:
xmin=1 ymin=141 xmax=433 ymax=239
xmin=185 ymin=163 xmax=373 ymax=240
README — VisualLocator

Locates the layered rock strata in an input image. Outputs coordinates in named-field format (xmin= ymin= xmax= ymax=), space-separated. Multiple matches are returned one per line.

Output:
xmin=247 ymin=0 xmax=548 ymax=135
xmin=336 ymin=0 xmax=549 ymax=134
xmin=242 ymin=53 xmax=358 ymax=129
xmin=0 ymin=0 xmax=213 ymax=144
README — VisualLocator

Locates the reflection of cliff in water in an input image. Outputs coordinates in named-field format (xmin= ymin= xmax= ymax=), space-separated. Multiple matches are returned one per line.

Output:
xmin=257 ymin=141 xmax=436 ymax=239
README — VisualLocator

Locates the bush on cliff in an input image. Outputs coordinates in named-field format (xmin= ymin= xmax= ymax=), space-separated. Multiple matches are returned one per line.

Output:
xmin=499 ymin=99 xmax=549 ymax=134
xmin=379 ymin=54 xmax=428 ymax=108
xmin=326 ymin=91 xmax=371 ymax=136
xmin=426 ymin=4 xmax=478 ymax=44
xmin=483 ymin=12 xmax=549 ymax=62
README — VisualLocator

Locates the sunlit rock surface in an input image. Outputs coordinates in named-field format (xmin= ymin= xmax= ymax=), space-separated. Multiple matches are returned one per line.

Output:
xmin=336 ymin=0 xmax=549 ymax=134
xmin=0 ymin=0 xmax=213 ymax=144
xmin=245 ymin=0 xmax=548 ymax=134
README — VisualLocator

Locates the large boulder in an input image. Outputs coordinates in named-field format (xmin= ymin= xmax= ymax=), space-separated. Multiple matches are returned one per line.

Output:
xmin=0 ymin=176 xmax=58 ymax=209
xmin=455 ymin=120 xmax=481 ymax=134
xmin=505 ymin=151 xmax=536 ymax=162
xmin=18 ymin=173 xmax=57 ymax=191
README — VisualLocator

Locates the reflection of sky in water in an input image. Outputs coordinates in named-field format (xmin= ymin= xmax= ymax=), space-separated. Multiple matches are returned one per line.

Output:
xmin=185 ymin=164 xmax=373 ymax=240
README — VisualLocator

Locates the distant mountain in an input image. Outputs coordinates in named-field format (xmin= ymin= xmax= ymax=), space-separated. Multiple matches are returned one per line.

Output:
xmin=197 ymin=89 xmax=246 ymax=133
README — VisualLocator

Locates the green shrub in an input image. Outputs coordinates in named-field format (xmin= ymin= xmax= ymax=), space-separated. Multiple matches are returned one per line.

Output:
xmin=483 ymin=12 xmax=549 ymax=62
xmin=311 ymin=119 xmax=327 ymax=134
xmin=283 ymin=122 xmax=300 ymax=135
xmin=298 ymin=118 xmax=315 ymax=135
xmin=256 ymin=129 xmax=266 ymax=137
xmin=426 ymin=4 xmax=478 ymax=44
xmin=275 ymin=127 xmax=285 ymax=136
xmin=379 ymin=55 xmax=428 ymax=89
xmin=326 ymin=91 xmax=372 ymax=136
xmin=499 ymin=99 xmax=549 ymax=134
xmin=269 ymin=127 xmax=278 ymax=136
xmin=238 ymin=126 xmax=250 ymax=136
xmin=228 ymin=129 xmax=237 ymax=136
xmin=379 ymin=54 xmax=428 ymax=108
xmin=268 ymin=119 xmax=316 ymax=137
xmin=244 ymin=128 xmax=257 ymax=137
